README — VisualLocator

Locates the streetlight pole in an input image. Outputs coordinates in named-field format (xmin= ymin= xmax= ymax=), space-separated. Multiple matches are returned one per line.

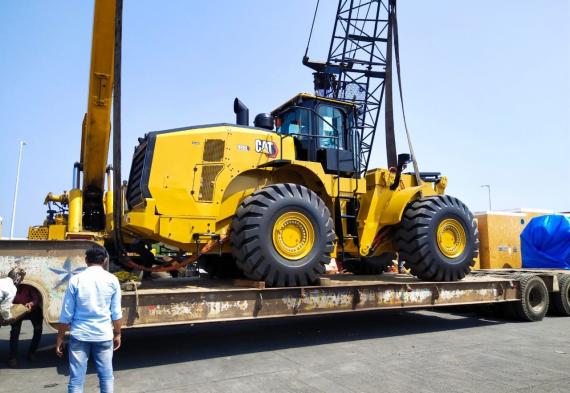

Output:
xmin=480 ymin=184 xmax=492 ymax=211
xmin=10 ymin=141 xmax=26 ymax=239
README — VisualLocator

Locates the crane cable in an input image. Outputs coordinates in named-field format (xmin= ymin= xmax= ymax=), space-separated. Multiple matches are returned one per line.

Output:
xmin=392 ymin=1 xmax=422 ymax=187
xmin=113 ymin=0 xmax=128 ymax=256
xmin=304 ymin=0 xmax=321 ymax=58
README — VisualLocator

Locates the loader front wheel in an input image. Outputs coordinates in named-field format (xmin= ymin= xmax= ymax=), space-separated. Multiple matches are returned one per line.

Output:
xmin=231 ymin=184 xmax=335 ymax=287
xmin=394 ymin=196 xmax=479 ymax=281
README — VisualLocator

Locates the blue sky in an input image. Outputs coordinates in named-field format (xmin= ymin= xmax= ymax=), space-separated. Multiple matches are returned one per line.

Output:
xmin=0 ymin=1 xmax=569 ymax=238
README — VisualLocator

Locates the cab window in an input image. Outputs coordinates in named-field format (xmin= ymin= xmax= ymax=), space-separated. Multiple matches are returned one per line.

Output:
xmin=317 ymin=105 xmax=345 ymax=149
xmin=277 ymin=108 xmax=311 ymax=138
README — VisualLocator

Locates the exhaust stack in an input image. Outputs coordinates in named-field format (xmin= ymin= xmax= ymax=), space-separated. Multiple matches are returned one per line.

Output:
xmin=233 ymin=98 xmax=249 ymax=126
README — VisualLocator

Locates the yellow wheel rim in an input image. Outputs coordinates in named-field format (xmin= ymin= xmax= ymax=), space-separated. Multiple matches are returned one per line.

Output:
xmin=436 ymin=218 xmax=467 ymax=258
xmin=272 ymin=211 xmax=315 ymax=260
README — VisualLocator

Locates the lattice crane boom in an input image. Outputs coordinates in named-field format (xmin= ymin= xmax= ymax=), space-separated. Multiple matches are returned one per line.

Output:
xmin=304 ymin=0 xmax=396 ymax=175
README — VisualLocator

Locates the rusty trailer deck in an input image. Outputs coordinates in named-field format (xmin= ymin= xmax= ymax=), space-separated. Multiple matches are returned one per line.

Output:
xmin=2 ymin=240 xmax=567 ymax=331
xmin=119 ymin=273 xmax=521 ymax=329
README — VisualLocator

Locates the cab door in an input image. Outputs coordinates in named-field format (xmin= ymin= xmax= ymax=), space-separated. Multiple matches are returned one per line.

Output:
xmin=314 ymin=103 xmax=356 ymax=176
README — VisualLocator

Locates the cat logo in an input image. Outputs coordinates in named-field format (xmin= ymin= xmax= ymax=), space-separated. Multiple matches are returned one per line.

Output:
xmin=255 ymin=139 xmax=278 ymax=158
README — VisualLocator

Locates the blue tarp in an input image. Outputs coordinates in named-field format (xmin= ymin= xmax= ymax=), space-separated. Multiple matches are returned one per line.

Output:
xmin=521 ymin=215 xmax=570 ymax=269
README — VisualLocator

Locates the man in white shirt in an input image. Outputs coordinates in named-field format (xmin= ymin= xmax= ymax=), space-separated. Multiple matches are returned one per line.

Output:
xmin=56 ymin=246 xmax=123 ymax=393
xmin=0 ymin=267 xmax=27 ymax=325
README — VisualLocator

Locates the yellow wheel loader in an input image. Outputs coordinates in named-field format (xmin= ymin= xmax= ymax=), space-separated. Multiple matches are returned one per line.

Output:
xmin=121 ymin=93 xmax=478 ymax=286
xmin=10 ymin=0 xmax=479 ymax=288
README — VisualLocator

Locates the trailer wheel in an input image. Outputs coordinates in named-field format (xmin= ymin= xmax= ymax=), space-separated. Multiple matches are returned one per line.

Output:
xmin=513 ymin=274 xmax=549 ymax=322
xmin=394 ymin=196 xmax=478 ymax=281
xmin=343 ymin=253 xmax=395 ymax=275
xmin=231 ymin=184 xmax=335 ymax=287
xmin=549 ymin=274 xmax=570 ymax=316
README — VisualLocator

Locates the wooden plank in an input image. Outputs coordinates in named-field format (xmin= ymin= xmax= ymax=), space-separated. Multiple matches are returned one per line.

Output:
xmin=232 ymin=279 xmax=266 ymax=289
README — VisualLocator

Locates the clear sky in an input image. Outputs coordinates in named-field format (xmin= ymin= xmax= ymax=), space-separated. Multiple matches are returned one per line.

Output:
xmin=0 ymin=1 xmax=569 ymax=238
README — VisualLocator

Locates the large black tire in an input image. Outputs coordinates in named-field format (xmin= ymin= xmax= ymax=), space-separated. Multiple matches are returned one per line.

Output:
xmin=343 ymin=253 xmax=395 ymax=275
xmin=512 ymin=274 xmax=549 ymax=322
xmin=394 ymin=196 xmax=479 ymax=281
xmin=231 ymin=184 xmax=335 ymax=287
xmin=549 ymin=274 xmax=570 ymax=316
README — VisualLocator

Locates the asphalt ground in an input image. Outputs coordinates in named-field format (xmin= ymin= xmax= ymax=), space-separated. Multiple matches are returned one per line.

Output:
xmin=0 ymin=308 xmax=568 ymax=393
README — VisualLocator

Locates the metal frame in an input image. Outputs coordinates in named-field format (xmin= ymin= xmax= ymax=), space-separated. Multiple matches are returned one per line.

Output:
xmin=4 ymin=240 xmax=568 ymax=331
xmin=118 ymin=275 xmax=519 ymax=328
xmin=307 ymin=0 xmax=392 ymax=176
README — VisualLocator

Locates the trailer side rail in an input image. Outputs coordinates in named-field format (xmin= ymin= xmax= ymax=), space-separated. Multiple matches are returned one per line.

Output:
xmin=120 ymin=276 xmax=519 ymax=328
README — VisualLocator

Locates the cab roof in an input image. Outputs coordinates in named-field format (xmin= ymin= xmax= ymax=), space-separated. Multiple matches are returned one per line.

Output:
xmin=271 ymin=93 xmax=356 ymax=115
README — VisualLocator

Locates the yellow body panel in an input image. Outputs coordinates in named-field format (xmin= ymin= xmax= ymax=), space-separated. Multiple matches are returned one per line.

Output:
xmin=356 ymin=170 xmax=443 ymax=256
xmin=47 ymin=225 xmax=67 ymax=241
xmin=125 ymin=124 xmax=361 ymax=249
xmin=125 ymin=126 xmax=307 ymax=248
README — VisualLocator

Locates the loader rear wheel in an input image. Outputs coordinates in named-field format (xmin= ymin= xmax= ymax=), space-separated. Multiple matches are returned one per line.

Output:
xmin=549 ymin=274 xmax=570 ymax=316
xmin=394 ymin=196 xmax=478 ymax=281
xmin=513 ymin=274 xmax=549 ymax=321
xmin=231 ymin=184 xmax=335 ymax=287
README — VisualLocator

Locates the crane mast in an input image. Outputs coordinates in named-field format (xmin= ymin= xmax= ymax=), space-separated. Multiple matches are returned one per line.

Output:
xmin=77 ymin=0 xmax=117 ymax=231
xmin=304 ymin=0 xmax=395 ymax=175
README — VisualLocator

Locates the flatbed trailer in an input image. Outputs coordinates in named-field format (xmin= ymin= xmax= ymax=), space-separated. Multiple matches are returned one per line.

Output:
xmin=119 ymin=269 xmax=570 ymax=328
xmin=121 ymin=274 xmax=520 ymax=328
xmin=1 ymin=241 xmax=569 ymax=331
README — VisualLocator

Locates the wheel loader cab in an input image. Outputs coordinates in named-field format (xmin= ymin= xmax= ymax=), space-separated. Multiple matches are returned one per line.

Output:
xmin=273 ymin=94 xmax=358 ymax=177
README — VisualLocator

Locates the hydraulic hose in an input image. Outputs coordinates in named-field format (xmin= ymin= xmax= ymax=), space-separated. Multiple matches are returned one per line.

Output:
xmin=121 ymin=236 xmax=229 ymax=273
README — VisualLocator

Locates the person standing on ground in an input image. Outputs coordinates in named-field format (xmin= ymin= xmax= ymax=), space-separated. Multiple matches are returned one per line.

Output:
xmin=8 ymin=283 xmax=43 ymax=368
xmin=55 ymin=246 xmax=123 ymax=393
xmin=0 ymin=267 xmax=28 ymax=326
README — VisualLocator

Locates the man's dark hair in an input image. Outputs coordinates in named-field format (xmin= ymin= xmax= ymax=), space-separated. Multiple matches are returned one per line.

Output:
xmin=8 ymin=267 xmax=26 ymax=282
xmin=85 ymin=246 xmax=109 ymax=264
